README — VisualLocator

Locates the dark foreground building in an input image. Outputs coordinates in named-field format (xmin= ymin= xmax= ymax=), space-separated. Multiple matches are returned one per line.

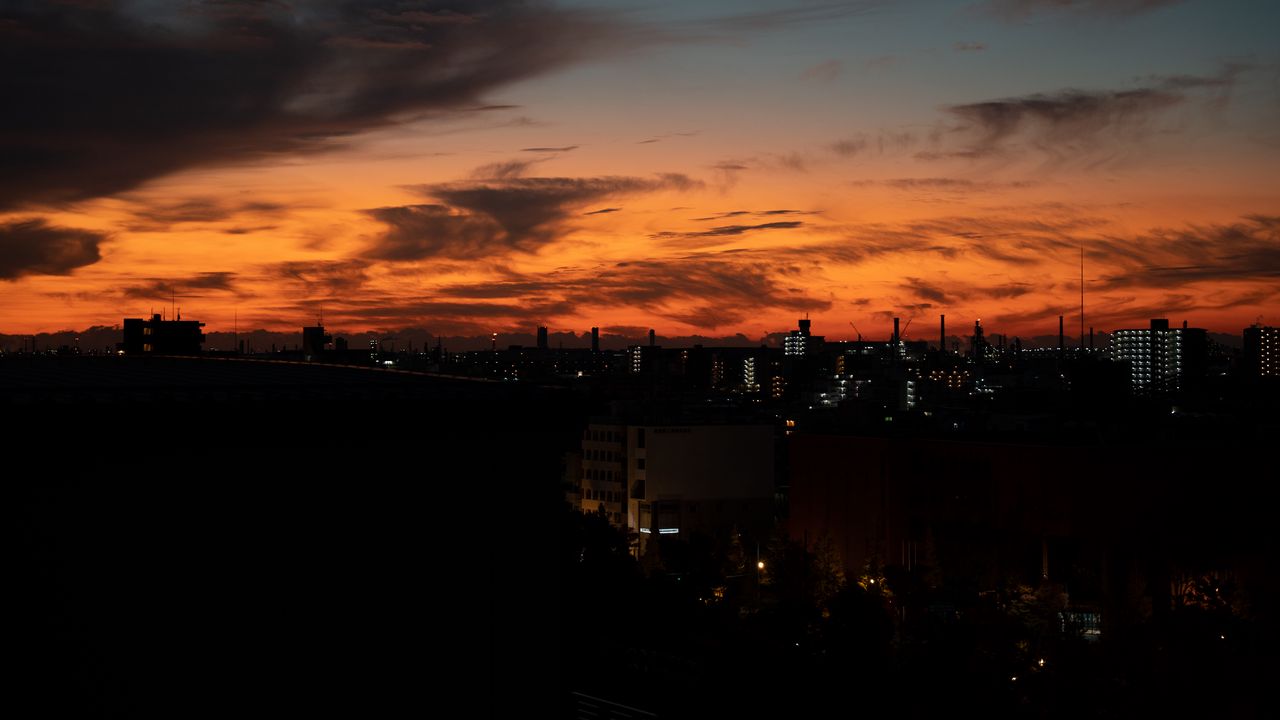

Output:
xmin=788 ymin=433 xmax=1275 ymax=639
xmin=120 ymin=313 xmax=206 ymax=355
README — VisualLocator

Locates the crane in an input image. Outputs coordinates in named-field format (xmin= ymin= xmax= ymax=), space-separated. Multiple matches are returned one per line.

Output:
xmin=848 ymin=322 xmax=862 ymax=342
xmin=899 ymin=317 xmax=912 ymax=340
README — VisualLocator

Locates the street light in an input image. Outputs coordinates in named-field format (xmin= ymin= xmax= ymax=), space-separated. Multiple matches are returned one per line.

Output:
xmin=755 ymin=543 xmax=764 ymax=603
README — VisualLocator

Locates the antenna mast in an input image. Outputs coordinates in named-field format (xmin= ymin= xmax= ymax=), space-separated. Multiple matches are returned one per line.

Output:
xmin=1080 ymin=245 xmax=1085 ymax=352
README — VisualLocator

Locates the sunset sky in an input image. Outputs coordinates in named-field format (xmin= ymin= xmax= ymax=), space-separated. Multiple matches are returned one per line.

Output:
xmin=2 ymin=0 xmax=1278 ymax=342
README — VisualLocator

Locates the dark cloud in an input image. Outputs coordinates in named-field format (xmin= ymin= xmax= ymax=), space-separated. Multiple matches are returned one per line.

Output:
xmin=801 ymin=59 xmax=843 ymax=82
xmin=520 ymin=146 xmax=579 ymax=153
xmin=584 ymin=207 xmax=622 ymax=216
xmin=936 ymin=65 xmax=1248 ymax=160
xmin=829 ymin=130 xmax=919 ymax=158
xmin=1147 ymin=63 xmax=1253 ymax=91
xmin=636 ymin=131 xmax=699 ymax=145
xmin=981 ymin=0 xmax=1183 ymax=20
xmin=339 ymin=211 xmax=1277 ymax=332
xmin=602 ymin=325 xmax=650 ymax=338
xmin=470 ymin=159 xmax=538 ymax=180
xmin=710 ymin=161 xmax=750 ymax=189
xmin=994 ymin=286 xmax=1272 ymax=331
xmin=655 ymin=221 xmax=805 ymax=244
xmin=427 ymin=252 xmax=831 ymax=329
xmin=985 ymin=282 xmax=1035 ymax=299
xmin=1092 ymin=215 xmax=1280 ymax=290
xmin=119 ymin=272 xmax=240 ymax=300
xmin=884 ymin=178 xmax=977 ymax=190
xmin=267 ymin=259 xmax=372 ymax=298
xmin=856 ymin=177 xmax=1036 ymax=193
xmin=832 ymin=138 xmax=868 ymax=157
xmin=693 ymin=209 xmax=808 ymax=221
xmin=0 ymin=218 xmax=105 ymax=280
xmin=322 ymin=298 xmax=578 ymax=325
xmin=364 ymin=205 xmax=505 ymax=261
xmin=954 ymin=41 xmax=987 ymax=52
xmin=900 ymin=277 xmax=952 ymax=304
xmin=222 ymin=225 xmax=281 ymax=236
xmin=865 ymin=55 xmax=898 ymax=70
xmin=0 ymin=1 xmax=622 ymax=208
xmin=942 ymin=88 xmax=1182 ymax=158
xmin=706 ymin=1 xmax=883 ymax=33
xmin=774 ymin=152 xmax=809 ymax=172
xmin=898 ymin=275 xmax=1036 ymax=307
xmin=367 ymin=174 xmax=701 ymax=260
xmin=122 ymin=197 xmax=289 ymax=232
xmin=693 ymin=211 xmax=751 ymax=221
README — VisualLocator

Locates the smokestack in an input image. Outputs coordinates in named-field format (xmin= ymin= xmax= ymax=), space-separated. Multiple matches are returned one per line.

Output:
xmin=893 ymin=317 xmax=900 ymax=346
xmin=649 ymin=328 xmax=656 ymax=347
xmin=591 ymin=326 xmax=599 ymax=353
xmin=1058 ymin=315 xmax=1064 ymax=355
xmin=940 ymin=314 xmax=946 ymax=354
xmin=537 ymin=325 xmax=548 ymax=351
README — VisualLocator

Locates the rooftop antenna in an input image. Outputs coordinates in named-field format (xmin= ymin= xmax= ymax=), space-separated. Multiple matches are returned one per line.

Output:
xmin=171 ymin=288 xmax=176 ymax=323
xmin=1080 ymin=244 xmax=1085 ymax=352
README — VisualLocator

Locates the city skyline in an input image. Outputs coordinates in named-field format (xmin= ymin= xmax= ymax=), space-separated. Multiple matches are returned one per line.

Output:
xmin=2 ymin=1 xmax=1278 ymax=337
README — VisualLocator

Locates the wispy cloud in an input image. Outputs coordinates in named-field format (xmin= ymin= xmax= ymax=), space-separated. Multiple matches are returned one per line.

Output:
xmin=930 ymin=64 xmax=1248 ymax=161
xmin=980 ymin=0 xmax=1184 ymax=21
xmin=653 ymin=221 xmax=805 ymax=247
xmin=801 ymin=59 xmax=843 ymax=82
xmin=119 ymin=197 xmax=290 ymax=232
xmin=119 ymin=272 xmax=242 ymax=300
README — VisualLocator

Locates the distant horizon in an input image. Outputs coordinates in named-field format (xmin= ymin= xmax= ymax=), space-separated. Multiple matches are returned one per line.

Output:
xmin=0 ymin=320 xmax=1250 ymax=353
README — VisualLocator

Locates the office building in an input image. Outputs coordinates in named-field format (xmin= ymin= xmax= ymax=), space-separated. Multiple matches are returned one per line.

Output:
xmin=1108 ymin=319 xmax=1207 ymax=394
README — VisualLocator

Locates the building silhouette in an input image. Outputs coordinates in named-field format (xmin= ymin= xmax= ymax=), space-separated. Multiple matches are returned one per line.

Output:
xmin=302 ymin=325 xmax=331 ymax=359
xmin=120 ymin=313 xmax=205 ymax=355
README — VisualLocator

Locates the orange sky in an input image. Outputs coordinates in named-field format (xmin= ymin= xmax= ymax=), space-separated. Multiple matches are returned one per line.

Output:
xmin=2 ymin=1 xmax=1277 ymax=340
